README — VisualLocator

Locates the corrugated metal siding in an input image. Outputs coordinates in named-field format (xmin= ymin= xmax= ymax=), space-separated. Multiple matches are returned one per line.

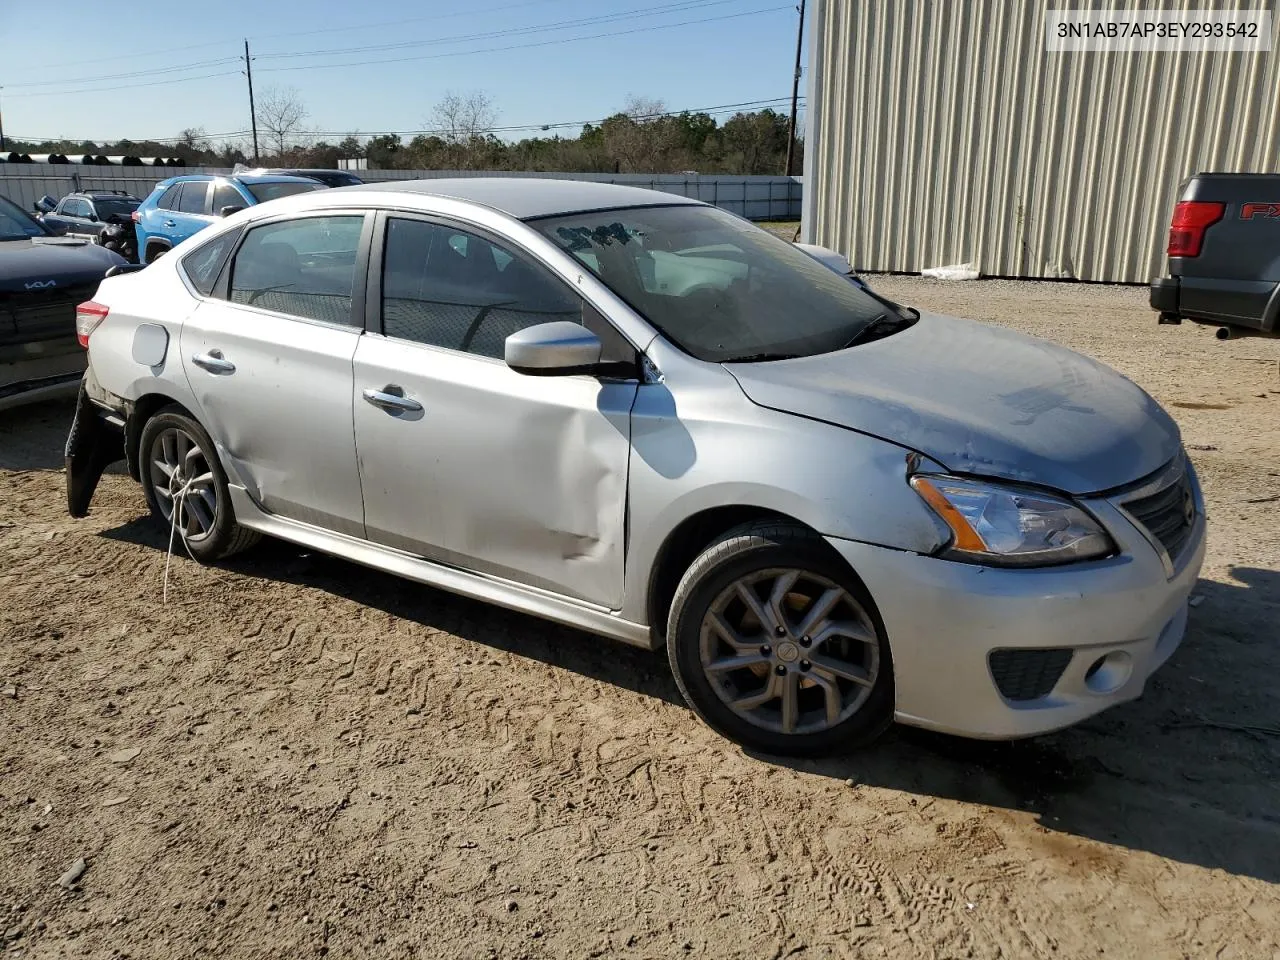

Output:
xmin=0 ymin=167 xmax=801 ymax=221
xmin=802 ymin=0 xmax=1280 ymax=282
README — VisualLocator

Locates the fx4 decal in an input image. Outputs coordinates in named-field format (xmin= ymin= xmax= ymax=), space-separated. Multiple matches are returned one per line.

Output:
xmin=1240 ymin=202 xmax=1280 ymax=220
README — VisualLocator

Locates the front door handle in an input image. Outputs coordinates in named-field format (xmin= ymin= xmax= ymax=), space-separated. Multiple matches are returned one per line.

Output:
xmin=363 ymin=386 xmax=423 ymax=414
xmin=192 ymin=350 xmax=236 ymax=375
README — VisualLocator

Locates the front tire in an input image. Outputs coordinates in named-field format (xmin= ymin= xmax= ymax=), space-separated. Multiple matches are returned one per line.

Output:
xmin=138 ymin=407 xmax=260 ymax=562
xmin=666 ymin=521 xmax=894 ymax=756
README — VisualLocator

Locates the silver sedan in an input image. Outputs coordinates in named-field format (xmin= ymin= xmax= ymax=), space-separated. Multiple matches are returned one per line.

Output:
xmin=65 ymin=179 xmax=1205 ymax=755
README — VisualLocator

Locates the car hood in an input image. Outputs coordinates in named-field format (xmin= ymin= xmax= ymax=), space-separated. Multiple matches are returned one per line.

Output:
xmin=0 ymin=237 xmax=123 ymax=293
xmin=725 ymin=312 xmax=1181 ymax=495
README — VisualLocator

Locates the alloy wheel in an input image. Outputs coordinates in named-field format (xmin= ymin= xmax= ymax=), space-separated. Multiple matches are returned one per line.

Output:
xmin=148 ymin=427 xmax=219 ymax=542
xmin=698 ymin=568 xmax=880 ymax=735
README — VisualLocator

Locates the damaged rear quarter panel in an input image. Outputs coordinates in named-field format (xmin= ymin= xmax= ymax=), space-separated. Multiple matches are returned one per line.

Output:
xmin=85 ymin=268 xmax=202 ymax=421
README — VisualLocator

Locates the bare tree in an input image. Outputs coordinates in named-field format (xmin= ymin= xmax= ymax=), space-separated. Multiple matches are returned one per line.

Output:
xmin=178 ymin=127 xmax=209 ymax=151
xmin=601 ymin=95 xmax=682 ymax=172
xmin=623 ymin=95 xmax=666 ymax=121
xmin=431 ymin=91 xmax=497 ymax=146
xmin=256 ymin=86 xmax=310 ymax=161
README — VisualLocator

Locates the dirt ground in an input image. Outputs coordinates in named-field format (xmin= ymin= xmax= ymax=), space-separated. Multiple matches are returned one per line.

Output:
xmin=2 ymin=278 xmax=1279 ymax=960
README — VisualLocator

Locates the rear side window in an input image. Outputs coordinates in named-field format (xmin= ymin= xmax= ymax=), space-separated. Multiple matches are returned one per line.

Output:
xmin=181 ymin=228 xmax=241 ymax=296
xmin=380 ymin=217 xmax=581 ymax=359
xmin=228 ymin=215 xmax=364 ymax=326
xmin=211 ymin=182 xmax=242 ymax=214
xmin=177 ymin=182 xmax=209 ymax=215
xmin=156 ymin=185 xmax=181 ymax=211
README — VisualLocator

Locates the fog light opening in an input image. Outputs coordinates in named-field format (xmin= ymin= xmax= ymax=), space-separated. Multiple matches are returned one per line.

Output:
xmin=1084 ymin=651 xmax=1133 ymax=694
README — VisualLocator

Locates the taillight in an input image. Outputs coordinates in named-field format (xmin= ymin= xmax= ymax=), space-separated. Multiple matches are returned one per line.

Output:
xmin=76 ymin=301 xmax=109 ymax=348
xmin=1167 ymin=201 xmax=1225 ymax=258
xmin=131 ymin=210 xmax=141 ymax=223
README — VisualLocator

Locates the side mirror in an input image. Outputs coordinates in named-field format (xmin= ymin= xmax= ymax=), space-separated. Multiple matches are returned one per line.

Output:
xmin=505 ymin=321 xmax=602 ymax=376
xmin=219 ymin=205 xmax=245 ymax=218
xmin=87 ymin=213 xmax=99 ymax=222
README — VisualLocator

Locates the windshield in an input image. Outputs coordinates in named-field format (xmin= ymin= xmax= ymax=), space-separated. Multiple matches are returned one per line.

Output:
xmin=243 ymin=182 xmax=323 ymax=204
xmin=533 ymin=205 xmax=893 ymax=362
xmin=95 ymin=198 xmax=140 ymax=219
xmin=0 ymin=195 xmax=50 ymax=240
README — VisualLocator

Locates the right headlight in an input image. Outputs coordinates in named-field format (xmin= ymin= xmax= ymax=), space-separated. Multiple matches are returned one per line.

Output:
xmin=910 ymin=475 xmax=1115 ymax=567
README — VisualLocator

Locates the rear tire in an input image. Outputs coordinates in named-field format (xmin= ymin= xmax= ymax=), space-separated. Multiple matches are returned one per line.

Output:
xmin=144 ymin=243 xmax=168 ymax=264
xmin=138 ymin=407 xmax=260 ymax=562
xmin=666 ymin=521 xmax=895 ymax=756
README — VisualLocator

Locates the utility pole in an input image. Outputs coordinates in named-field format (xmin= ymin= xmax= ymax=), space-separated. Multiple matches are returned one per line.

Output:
xmin=244 ymin=40 xmax=260 ymax=163
xmin=784 ymin=0 xmax=806 ymax=177
xmin=0 ymin=87 xmax=7 ymax=153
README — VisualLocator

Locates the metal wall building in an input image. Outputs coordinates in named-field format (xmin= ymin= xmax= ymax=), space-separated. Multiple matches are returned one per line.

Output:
xmin=800 ymin=1 xmax=1280 ymax=283
xmin=0 ymin=166 xmax=802 ymax=222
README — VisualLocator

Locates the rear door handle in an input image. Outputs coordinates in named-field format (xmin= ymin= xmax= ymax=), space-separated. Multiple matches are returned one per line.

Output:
xmin=363 ymin=386 xmax=423 ymax=414
xmin=192 ymin=351 xmax=236 ymax=375
xmin=163 ymin=219 xmax=176 ymax=227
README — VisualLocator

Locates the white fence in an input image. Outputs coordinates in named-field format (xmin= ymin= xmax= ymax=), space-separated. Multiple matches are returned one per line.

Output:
xmin=0 ymin=165 xmax=802 ymax=221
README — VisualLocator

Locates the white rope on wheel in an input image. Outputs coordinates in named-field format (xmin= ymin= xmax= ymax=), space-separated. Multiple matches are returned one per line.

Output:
xmin=162 ymin=472 xmax=209 ymax=605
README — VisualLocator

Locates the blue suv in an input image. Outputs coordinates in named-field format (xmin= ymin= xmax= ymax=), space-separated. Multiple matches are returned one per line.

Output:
xmin=134 ymin=173 xmax=324 ymax=263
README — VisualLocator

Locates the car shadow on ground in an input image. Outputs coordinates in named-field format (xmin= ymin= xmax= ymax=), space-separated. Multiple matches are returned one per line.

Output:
xmin=102 ymin=521 xmax=686 ymax=707
xmin=101 ymin=515 xmax=1280 ymax=886
xmin=0 ymin=398 xmax=76 ymax=471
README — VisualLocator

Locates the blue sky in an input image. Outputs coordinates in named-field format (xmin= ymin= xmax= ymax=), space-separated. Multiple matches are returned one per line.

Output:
xmin=0 ymin=0 xmax=807 ymax=146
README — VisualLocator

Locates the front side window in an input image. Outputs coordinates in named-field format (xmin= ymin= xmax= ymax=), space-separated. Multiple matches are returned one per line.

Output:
xmin=177 ymin=182 xmax=209 ymax=215
xmin=63 ymin=199 xmax=90 ymax=219
xmin=242 ymin=181 xmax=322 ymax=204
xmin=380 ymin=217 xmax=581 ymax=359
xmin=228 ymin=215 xmax=364 ymax=326
xmin=533 ymin=205 xmax=894 ymax=362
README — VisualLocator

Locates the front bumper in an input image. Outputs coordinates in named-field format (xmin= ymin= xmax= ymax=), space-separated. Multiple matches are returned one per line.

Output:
xmin=826 ymin=494 xmax=1207 ymax=740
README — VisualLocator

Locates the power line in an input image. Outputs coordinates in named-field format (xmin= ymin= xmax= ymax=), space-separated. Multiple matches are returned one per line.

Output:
xmin=3 ymin=57 xmax=241 ymax=90
xmin=258 ymin=5 xmax=793 ymax=74
xmin=12 ymin=0 xmax=575 ymax=73
xmin=28 ymin=42 xmax=245 ymax=73
xmin=253 ymin=0 xmax=574 ymax=44
xmin=1 ymin=1 xmax=779 ymax=98
xmin=5 ymin=130 xmax=252 ymax=145
xmin=3 ymin=72 xmax=242 ymax=100
xmin=4 ymin=97 xmax=801 ymax=146
xmin=256 ymin=0 xmax=744 ymax=61
xmin=300 ymin=97 xmax=804 ymax=139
